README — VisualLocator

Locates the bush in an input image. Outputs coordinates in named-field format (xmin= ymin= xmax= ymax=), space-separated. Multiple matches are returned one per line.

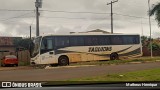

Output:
xmin=148 ymin=42 xmax=160 ymax=51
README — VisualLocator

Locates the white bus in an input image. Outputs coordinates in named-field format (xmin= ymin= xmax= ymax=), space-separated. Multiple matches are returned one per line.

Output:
xmin=31 ymin=33 xmax=142 ymax=66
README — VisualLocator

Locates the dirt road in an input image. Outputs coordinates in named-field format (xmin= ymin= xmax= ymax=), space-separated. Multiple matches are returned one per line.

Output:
xmin=0 ymin=62 xmax=159 ymax=81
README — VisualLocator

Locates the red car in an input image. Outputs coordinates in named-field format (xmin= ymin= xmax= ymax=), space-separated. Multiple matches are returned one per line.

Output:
xmin=1 ymin=55 xmax=18 ymax=67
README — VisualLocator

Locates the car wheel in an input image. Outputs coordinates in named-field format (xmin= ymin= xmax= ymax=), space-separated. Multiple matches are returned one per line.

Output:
xmin=1 ymin=64 xmax=4 ymax=67
xmin=15 ymin=64 xmax=18 ymax=67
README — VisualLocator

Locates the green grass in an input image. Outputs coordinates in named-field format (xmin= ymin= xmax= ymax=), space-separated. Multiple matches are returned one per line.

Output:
xmin=43 ymin=68 xmax=160 ymax=86
xmin=70 ymin=57 xmax=160 ymax=66
xmin=68 ymin=68 xmax=160 ymax=81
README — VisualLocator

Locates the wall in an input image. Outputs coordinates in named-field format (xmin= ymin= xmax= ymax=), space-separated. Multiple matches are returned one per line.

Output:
xmin=142 ymin=46 xmax=160 ymax=56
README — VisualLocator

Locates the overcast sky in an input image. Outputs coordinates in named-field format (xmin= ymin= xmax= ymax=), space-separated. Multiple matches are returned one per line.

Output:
xmin=0 ymin=0 xmax=159 ymax=38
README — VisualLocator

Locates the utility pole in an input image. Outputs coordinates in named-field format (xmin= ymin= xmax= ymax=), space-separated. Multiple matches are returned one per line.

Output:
xmin=29 ymin=26 xmax=32 ymax=57
xmin=35 ymin=0 xmax=42 ymax=36
xmin=141 ymin=19 xmax=144 ymax=36
xmin=30 ymin=26 xmax=31 ymax=40
xmin=36 ymin=6 xmax=39 ymax=36
xmin=107 ymin=0 xmax=118 ymax=34
xmin=148 ymin=0 xmax=153 ymax=58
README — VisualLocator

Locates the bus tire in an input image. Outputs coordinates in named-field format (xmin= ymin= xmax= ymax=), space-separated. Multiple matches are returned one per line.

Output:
xmin=110 ymin=53 xmax=119 ymax=60
xmin=58 ymin=56 xmax=69 ymax=66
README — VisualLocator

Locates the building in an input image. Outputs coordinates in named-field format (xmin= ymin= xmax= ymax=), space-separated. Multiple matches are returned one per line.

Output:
xmin=87 ymin=29 xmax=110 ymax=34
xmin=70 ymin=29 xmax=111 ymax=34
xmin=0 ymin=37 xmax=31 ymax=62
xmin=0 ymin=37 xmax=22 ymax=53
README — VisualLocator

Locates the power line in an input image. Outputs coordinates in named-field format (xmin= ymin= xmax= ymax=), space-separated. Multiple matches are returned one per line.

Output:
xmin=0 ymin=9 xmax=34 ymax=12
xmin=0 ymin=12 xmax=34 ymax=22
xmin=0 ymin=9 xmax=156 ymax=20
xmin=0 ymin=14 xmax=157 ymax=24
xmin=0 ymin=9 xmax=109 ymax=15
xmin=41 ymin=16 xmax=88 ymax=20
xmin=0 ymin=9 xmax=157 ymax=25
xmin=40 ymin=10 xmax=156 ymax=21
xmin=113 ymin=13 xmax=155 ymax=20
xmin=40 ymin=10 xmax=110 ymax=15
xmin=118 ymin=20 xmax=157 ymax=25
xmin=41 ymin=10 xmax=156 ymax=21
xmin=41 ymin=15 xmax=157 ymax=25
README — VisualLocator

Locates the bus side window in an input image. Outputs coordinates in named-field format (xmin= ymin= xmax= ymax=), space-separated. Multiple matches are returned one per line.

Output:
xmin=47 ymin=39 xmax=53 ymax=49
xmin=55 ymin=36 xmax=69 ymax=49
xmin=123 ymin=35 xmax=139 ymax=45
xmin=85 ymin=36 xmax=98 ymax=46
xmin=133 ymin=36 xmax=139 ymax=44
xmin=77 ymin=37 xmax=84 ymax=46
xmin=41 ymin=39 xmax=47 ymax=49
xmin=40 ymin=37 xmax=54 ymax=54
xmin=70 ymin=36 xmax=77 ymax=46
xmin=111 ymin=36 xmax=122 ymax=45
xmin=43 ymin=37 xmax=53 ymax=50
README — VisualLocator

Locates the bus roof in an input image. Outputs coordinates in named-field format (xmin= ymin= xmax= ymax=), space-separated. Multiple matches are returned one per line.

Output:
xmin=40 ymin=33 xmax=140 ymax=37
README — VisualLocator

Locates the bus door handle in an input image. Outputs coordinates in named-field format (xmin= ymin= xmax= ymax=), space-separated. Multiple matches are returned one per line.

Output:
xmin=49 ymin=52 xmax=54 ymax=55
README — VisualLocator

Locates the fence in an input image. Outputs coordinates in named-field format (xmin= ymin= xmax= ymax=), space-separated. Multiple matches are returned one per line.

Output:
xmin=142 ymin=46 xmax=160 ymax=56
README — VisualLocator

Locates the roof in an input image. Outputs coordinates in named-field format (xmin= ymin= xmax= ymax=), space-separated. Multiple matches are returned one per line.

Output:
xmin=87 ymin=29 xmax=110 ymax=33
xmin=40 ymin=29 xmax=140 ymax=37
xmin=40 ymin=33 xmax=140 ymax=37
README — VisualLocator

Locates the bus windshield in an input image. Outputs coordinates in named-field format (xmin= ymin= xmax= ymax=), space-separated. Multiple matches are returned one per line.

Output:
xmin=31 ymin=36 xmax=42 ymax=58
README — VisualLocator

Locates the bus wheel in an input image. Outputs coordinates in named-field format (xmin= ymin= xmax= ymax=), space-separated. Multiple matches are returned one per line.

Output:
xmin=58 ymin=56 xmax=69 ymax=66
xmin=110 ymin=53 xmax=119 ymax=60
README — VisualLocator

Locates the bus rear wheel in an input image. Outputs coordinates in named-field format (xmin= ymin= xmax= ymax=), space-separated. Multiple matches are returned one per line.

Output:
xmin=58 ymin=56 xmax=69 ymax=66
xmin=110 ymin=53 xmax=119 ymax=60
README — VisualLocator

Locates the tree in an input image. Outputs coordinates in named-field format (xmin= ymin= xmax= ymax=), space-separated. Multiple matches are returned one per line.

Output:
xmin=13 ymin=38 xmax=33 ymax=51
xmin=148 ymin=39 xmax=160 ymax=51
xmin=141 ymin=36 xmax=149 ymax=46
xmin=149 ymin=2 xmax=160 ymax=26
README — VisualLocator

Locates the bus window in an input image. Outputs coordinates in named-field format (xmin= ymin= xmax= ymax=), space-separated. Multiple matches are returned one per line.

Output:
xmin=85 ymin=36 xmax=98 ymax=46
xmin=47 ymin=39 xmax=53 ymax=49
xmin=111 ymin=36 xmax=123 ymax=45
xmin=69 ymin=36 xmax=84 ymax=46
xmin=123 ymin=36 xmax=133 ymax=44
xmin=70 ymin=36 xmax=77 ymax=46
xmin=40 ymin=37 xmax=54 ymax=54
xmin=123 ymin=35 xmax=140 ymax=45
xmin=133 ymin=35 xmax=140 ymax=44
xmin=55 ymin=36 xmax=69 ymax=49
xmin=92 ymin=37 xmax=99 ymax=45
xmin=77 ymin=36 xmax=84 ymax=46
xmin=98 ymin=36 xmax=111 ymax=45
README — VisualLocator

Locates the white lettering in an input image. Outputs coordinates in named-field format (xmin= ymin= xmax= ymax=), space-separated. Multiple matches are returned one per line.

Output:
xmin=28 ymin=83 xmax=42 ymax=87
xmin=142 ymin=83 xmax=157 ymax=87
